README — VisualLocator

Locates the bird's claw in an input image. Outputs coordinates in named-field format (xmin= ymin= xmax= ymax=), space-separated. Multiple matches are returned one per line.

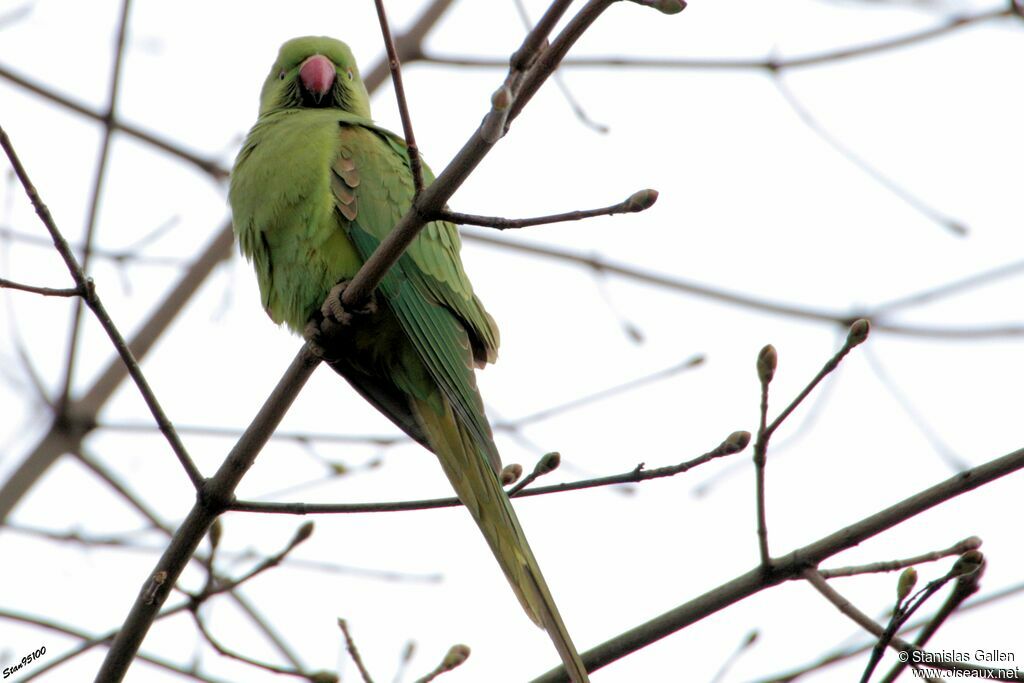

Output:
xmin=304 ymin=280 xmax=378 ymax=359
xmin=321 ymin=280 xmax=377 ymax=324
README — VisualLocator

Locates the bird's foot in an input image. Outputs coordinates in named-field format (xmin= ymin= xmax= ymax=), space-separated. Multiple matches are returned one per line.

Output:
xmin=321 ymin=280 xmax=378 ymax=325
xmin=304 ymin=280 xmax=379 ymax=360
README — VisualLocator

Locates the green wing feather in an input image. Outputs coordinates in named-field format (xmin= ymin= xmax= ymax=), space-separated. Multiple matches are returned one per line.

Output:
xmin=331 ymin=122 xmax=501 ymax=471
xmin=330 ymin=122 xmax=587 ymax=680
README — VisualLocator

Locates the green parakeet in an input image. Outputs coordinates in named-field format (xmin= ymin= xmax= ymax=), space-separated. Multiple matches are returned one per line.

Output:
xmin=229 ymin=36 xmax=588 ymax=682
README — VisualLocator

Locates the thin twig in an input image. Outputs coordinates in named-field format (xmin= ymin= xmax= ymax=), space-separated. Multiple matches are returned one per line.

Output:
xmin=710 ymin=631 xmax=759 ymax=683
xmin=506 ymin=452 xmax=563 ymax=496
xmin=749 ymin=579 xmax=1024 ymax=683
xmin=496 ymin=353 xmax=702 ymax=430
xmin=766 ymin=321 xmax=870 ymax=438
xmin=75 ymin=447 xmax=308 ymax=670
xmin=801 ymin=568 xmax=1015 ymax=681
xmin=99 ymin=419 xmax=404 ymax=446
xmin=753 ymin=343 xmax=776 ymax=567
xmin=0 ymin=609 xmax=233 ymax=683
xmin=773 ymin=75 xmax=965 ymax=237
xmin=464 ymin=230 xmax=1024 ymax=339
xmin=340 ymin=619 xmax=377 ymax=683
xmin=878 ymin=561 xmax=985 ymax=683
xmin=231 ymin=429 xmax=749 ymax=514
xmin=57 ymin=0 xmax=134 ymax=414
xmin=190 ymin=609 xmax=311 ymax=680
xmin=0 ymin=225 xmax=190 ymax=264
xmin=863 ymin=344 xmax=967 ymax=470
xmin=185 ymin=523 xmax=319 ymax=680
xmin=362 ymin=0 xmax=457 ymax=91
xmin=871 ymin=258 xmax=1024 ymax=315
xmin=752 ymin=323 xmax=869 ymax=567
xmin=424 ymin=7 xmax=1011 ymax=72
xmin=438 ymin=189 xmax=657 ymax=230
xmin=511 ymin=0 xmax=609 ymax=133
xmin=5 ymin=520 xmax=442 ymax=582
xmin=0 ymin=62 xmax=228 ymax=179
xmin=0 ymin=276 xmax=80 ymax=297
xmin=374 ymin=0 xmax=425 ymax=195
xmin=0 ymin=125 xmax=204 ymax=490
xmin=819 ymin=536 xmax=981 ymax=578
xmin=95 ymin=347 xmax=321 ymax=681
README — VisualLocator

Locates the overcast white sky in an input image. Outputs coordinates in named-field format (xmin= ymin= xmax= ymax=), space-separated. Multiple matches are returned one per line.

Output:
xmin=1 ymin=0 xmax=1022 ymax=681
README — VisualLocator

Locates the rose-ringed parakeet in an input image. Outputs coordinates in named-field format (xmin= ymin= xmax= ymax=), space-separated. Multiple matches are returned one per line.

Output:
xmin=229 ymin=36 xmax=588 ymax=681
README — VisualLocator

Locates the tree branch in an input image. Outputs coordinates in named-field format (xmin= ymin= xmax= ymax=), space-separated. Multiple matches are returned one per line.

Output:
xmin=531 ymin=443 xmax=1024 ymax=681
xmin=0 ymin=124 xmax=204 ymax=491
xmin=423 ymin=7 xmax=1011 ymax=73
xmin=374 ymin=0 xmax=425 ymax=195
xmin=819 ymin=536 xmax=981 ymax=579
xmin=229 ymin=429 xmax=749 ymax=515
xmin=94 ymin=347 xmax=320 ymax=681
xmin=0 ymin=277 xmax=81 ymax=297
xmin=437 ymin=189 xmax=657 ymax=230
xmin=463 ymin=230 xmax=1024 ymax=339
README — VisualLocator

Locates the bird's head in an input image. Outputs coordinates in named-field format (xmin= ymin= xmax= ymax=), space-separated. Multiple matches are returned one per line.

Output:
xmin=258 ymin=36 xmax=371 ymax=118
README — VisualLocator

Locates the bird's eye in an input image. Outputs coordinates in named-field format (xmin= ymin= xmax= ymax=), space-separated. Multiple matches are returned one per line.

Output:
xmin=346 ymin=68 xmax=354 ymax=81
xmin=278 ymin=70 xmax=286 ymax=80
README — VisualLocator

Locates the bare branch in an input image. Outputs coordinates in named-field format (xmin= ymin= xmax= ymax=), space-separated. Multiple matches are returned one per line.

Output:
xmin=190 ymin=609 xmax=317 ymax=680
xmin=801 ymin=567 xmax=1014 ymax=681
xmin=464 ymin=231 xmax=1024 ymax=339
xmin=0 ymin=62 xmax=228 ymax=179
xmin=423 ymin=7 xmax=1011 ymax=73
xmin=94 ymin=347 xmax=321 ymax=681
xmin=57 ymin=0 xmax=135 ymax=413
xmin=531 ymin=444 xmax=1024 ymax=681
xmin=340 ymin=0 xmax=622 ymax=309
xmin=499 ymin=353 xmax=703 ymax=431
xmin=362 ymin=0 xmax=457 ymax=91
xmin=439 ymin=189 xmax=658 ymax=230
xmin=0 ymin=124 xmax=203 ymax=489
xmin=374 ymin=0 xmax=425 ymax=195
xmin=819 ymin=536 xmax=982 ymax=579
xmin=767 ymin=320 xmax=870 ymax=438
xmin=772 ymin=75 xmax=966 ymax=237
xmin=230 ymin=429 xmax=749 ymax=515
xmin=863 ymin=345 xmax=967 ymax=470
xmin=751 ymin=579 xmax=1024 ymax=682
xmin=339 ymin=619 xmax=376 ymax=683
xmin=0 ymin=608 xmax=233 ymax=683
xmin=0 ymin=276 xmax=80 ymax=297
xmin=506 ymin=452 xmax=563 ymax=496
xmin=753 ymin=343 xmax=776 ymax=567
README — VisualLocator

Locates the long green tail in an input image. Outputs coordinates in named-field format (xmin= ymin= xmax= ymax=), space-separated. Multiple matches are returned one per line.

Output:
xmin=413 ymin=397 xmax=589 ymax=683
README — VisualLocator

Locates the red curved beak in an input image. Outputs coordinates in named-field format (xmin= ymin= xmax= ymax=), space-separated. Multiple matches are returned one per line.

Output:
xmin=299 ymin=54 xmax=336 ymax=100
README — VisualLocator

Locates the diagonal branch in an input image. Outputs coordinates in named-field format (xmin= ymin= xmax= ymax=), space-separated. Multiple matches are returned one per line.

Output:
xmin=531 ymin=444 xmax=1024 ymax=682
xmin=374 ymin=0 xmax=425 ymax=195
xmin=0 ymin=125 xmax=203 ymax=490
xmin=57 ymin=0 xmax=134 ymax=414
